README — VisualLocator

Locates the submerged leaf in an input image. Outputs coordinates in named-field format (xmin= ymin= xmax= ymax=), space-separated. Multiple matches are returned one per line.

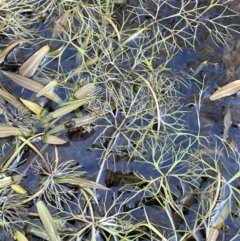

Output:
xmin=42 ymin=135 xmax=66 ymax=145
xmin=36 ymin=200 xmax=61 ymax=241
xmin=210 ymin=80 xmax=240 ymax=100
xmin=44 ymin=91 xmax=63 ymax=104
xmin=0 ymin=39 xmax=31 ymax=64
xmin=52 ymin=10 xmax=70 ymax=39
xmin=46 ymin=124 xmax=66 ymax=135
xmin=55 ymin=176 xmax=110 ymax=191
xmin=1 ymin=71 xmax=44 ymax=93
xmin=223 ymin=107 xmax=232 ymax=140
xmin=14 ymin=230 xmax=28 ymax=241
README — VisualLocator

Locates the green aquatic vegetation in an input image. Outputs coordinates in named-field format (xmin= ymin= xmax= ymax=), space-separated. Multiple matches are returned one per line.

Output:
xmin=32 ymin=148 xmax=109 ymax=210
xmin=0 ymin=0 xmax=240 ymax=239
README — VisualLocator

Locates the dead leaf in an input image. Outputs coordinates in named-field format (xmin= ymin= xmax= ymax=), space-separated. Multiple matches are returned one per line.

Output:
xmin=210 ymin=80 xmax=240 ymax=101
xmin=223 ymin=107 xmax=232 ymax=140
xmin=1 ymin=71 xmax=44 ymax=93
xmin=19 ymin=45 xmax=50 ymax=77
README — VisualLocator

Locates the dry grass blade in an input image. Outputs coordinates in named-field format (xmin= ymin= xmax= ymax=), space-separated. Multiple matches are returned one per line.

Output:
xmin=42 ymin=135 xmax=67 ymax=145
xmin=0 ymin=126 xmax=22 ymax=137
xmin=1 ymin=71 xmax=44 ymax=93
xmin=19 ymin=45 xmax=50 ymax=77
xmin=210 ymin=80 xmax=240 ymax=100
xmin=36 ymin=200 xmax=61 ymax=241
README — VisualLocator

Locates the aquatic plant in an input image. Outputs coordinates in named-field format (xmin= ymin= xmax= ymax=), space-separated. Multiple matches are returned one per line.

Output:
xmin=0 ymin=0 xmax=240 ymax=240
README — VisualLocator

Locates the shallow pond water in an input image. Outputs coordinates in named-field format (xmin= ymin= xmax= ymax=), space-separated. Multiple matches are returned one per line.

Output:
xmin=0 ymin=0 xmax=240 ymax=240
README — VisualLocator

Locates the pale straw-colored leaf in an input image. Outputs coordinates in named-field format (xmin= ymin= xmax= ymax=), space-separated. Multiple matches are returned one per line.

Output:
xmin=42 ymin=135 xmax=66 ymax=145
xmin=46 ymin=124 xmax=66 ymax=135
xmin=74 ymin=83 xmax=95 ymax=99
xmin=44 ymin=91 xmax=63 ymax=104
xmin=52 ymin=10 xmax=70 ymax=39
xmin=103 ymin=15 xmax=121 ymax=42
xmin=0 ymin=176 xmax=12 ymax=189
xmin=0 ymin=126 xmax=22 ymax=137
xmin=210 ymin=80 xmax=240 ymax=101
xmin=20 ymin=98 xmax=44 ymax=116
xmin=0 ymin=39 xmax=31 ymax=64
xmin=207 ymin=199 xmax=230 ymax=241
xmin=36 ymin=200 xmax=61 ymax=241
xmin=223 ymin=107 xmax=232 ymax=140
xmin=0 ymin=87 xmax=23 ymax=109
xmin=36 ymin=80 xmax=59 ymax=97
xmin=51 ymin=98 xmax=92 ymax=118
xmin=85 ymin=56 xmax=99 ymax=66
xmin=19 ymin=45 xmax=50 ymax=77
xmin=192 ymin=60 xmax=208 ymax=76
xmin=1 ymin=71 xmax=44 ymax=93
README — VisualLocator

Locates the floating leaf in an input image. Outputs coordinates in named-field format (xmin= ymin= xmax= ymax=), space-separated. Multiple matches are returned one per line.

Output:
xmin=210 ymin=80 xmax=240 ymax=101
xmin=11 ymin=184 xmax=27 ymax=195
xmin=14 ymin=230 xmax=28 ymax=241
xmin=1 ymin=71 xmax=44 ymax=93
xmin=0 ymin=39 xmax=31 ymax=64
xmin=36 ymin=80 xmax=59 ymax=97
xmin=0 ymin=126 xmax=22 ymax=137
xmin=20 ymin=98 xmax=44 ymax=116
xmin=42 ymin=135 xmax=66 ymax=145
xmin=36 ymin=200 xmax=61 ymax=241
xmin=19 ymin=45 xmax=50 ymax=77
